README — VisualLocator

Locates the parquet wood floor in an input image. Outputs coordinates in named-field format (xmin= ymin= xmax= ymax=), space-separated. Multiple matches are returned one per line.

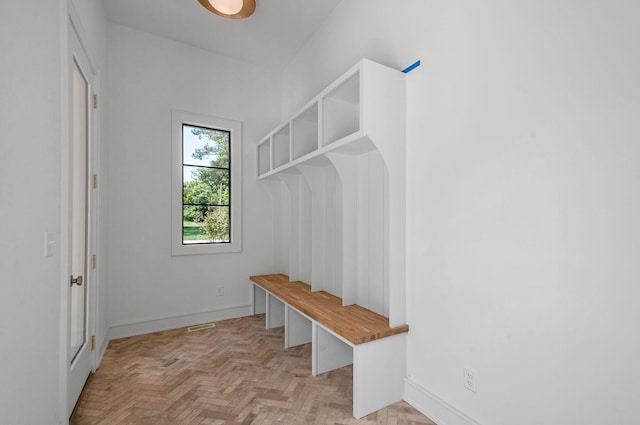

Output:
xmin=70 ymin=314 xmax=435 ymax=425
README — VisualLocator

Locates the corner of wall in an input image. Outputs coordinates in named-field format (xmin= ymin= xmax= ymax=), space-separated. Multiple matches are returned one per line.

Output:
xmin=95 ymin=332 xmax=110 ymax=369
xmin=107 ymin=304 xmax=252 ymax=340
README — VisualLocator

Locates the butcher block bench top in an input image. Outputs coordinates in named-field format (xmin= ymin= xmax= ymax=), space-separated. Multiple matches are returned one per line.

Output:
xmin=250 ymin=274 xmax=409 ymax=345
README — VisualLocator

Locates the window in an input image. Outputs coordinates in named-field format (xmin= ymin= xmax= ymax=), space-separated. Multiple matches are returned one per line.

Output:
xmin=172 ymin=111 xmax=241 ymax=255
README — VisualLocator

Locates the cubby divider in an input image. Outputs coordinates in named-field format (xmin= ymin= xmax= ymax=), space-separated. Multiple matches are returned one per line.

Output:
xmin=296 ymin=163 xmax=342 ymax=297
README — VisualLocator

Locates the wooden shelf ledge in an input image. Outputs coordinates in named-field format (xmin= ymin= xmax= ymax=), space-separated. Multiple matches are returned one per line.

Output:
xmin=250 ymin=274 xmax=409 ymax=345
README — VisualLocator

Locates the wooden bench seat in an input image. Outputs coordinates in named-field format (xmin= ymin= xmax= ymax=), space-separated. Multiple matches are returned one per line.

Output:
xmin=250 ymin=274 xmax=408 ymax=344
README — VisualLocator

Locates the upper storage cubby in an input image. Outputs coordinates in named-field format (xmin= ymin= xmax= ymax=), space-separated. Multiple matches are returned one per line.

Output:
xmin=257 ymin=139 xmax=270 ymax=176
xmin=323 ymin=73 xmax=360 ymax=147
xmin=292 ymin=103 xmax=319 ymax=160
xmin=272 ymin=124 xmax=290 ymax=169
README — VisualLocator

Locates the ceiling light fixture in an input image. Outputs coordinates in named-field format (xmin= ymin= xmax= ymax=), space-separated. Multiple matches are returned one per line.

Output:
xmin=197 ymin=0 xmax=256 ymax=19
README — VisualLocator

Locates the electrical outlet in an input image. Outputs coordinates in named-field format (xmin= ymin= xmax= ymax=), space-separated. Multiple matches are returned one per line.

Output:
xmin=44 ymin=232 xmax=55 ymax=257
xmin=463 ymin=368 xmax=476 ymax=393
xmin=216 ymin=287 xmax=224 ymax=297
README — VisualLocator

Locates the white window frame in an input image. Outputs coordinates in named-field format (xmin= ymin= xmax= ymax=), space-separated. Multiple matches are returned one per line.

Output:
xmin=171 ymin=110 xmax=242 ymax=255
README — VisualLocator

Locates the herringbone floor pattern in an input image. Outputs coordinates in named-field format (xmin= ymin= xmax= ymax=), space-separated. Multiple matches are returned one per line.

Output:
xmin=70 ymin=314 xmax=435 ymax=425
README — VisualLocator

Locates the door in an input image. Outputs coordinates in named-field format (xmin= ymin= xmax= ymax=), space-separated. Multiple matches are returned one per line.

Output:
xmin=68 ymin=24 xmax=94 ymax=417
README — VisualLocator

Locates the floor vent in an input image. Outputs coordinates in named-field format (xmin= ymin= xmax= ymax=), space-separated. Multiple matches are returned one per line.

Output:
xmin=187 ymin=323 xmax=216 ymax=332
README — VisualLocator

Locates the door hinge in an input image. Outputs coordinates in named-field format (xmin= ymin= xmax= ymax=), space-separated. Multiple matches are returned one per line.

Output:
xmin=92 ymin=254 xmax=97 ymax=270
xmin=92 ymin=174 xmax=97 ymax=189
xmin=91 ymin=336 xmax=95 ymax=351
xmin=93 ymin=93 xmax=98 ymax=109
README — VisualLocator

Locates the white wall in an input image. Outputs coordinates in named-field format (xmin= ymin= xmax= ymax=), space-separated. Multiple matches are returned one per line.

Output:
xmin=0 ymin=1 xmax=107 ymax=423
xmin=106 ymin=24 xmax=279 ymax=337
xmin=283 ymin=1 xmax=640 ymax=424
xmin=0 ymin=2 xmax=64 ymax=424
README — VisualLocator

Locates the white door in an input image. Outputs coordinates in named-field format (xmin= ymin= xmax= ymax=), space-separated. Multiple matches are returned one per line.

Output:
xmin=68 ymin=24 xmax=94 ymax=417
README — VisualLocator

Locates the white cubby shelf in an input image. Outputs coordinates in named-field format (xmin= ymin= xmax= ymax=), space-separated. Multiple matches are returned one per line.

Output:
xmin=255 ymin=58 xmax=406 ymax=328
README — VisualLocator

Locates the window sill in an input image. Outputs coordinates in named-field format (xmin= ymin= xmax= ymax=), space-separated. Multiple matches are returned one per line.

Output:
xmin=171 ymin=240 xmax=241 ymax=256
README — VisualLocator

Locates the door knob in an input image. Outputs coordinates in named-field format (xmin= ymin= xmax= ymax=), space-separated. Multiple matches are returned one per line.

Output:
xmin=70 ymin=275 xmax=83 ymax=286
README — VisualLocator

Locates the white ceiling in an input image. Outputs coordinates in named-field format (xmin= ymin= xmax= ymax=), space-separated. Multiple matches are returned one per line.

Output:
xmin=104 ymin=0 xmax=343 ymax=70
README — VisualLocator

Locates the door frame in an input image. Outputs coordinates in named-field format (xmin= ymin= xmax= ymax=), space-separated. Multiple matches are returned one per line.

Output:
xmin=60 ymin=4 xmax=101 ymax=419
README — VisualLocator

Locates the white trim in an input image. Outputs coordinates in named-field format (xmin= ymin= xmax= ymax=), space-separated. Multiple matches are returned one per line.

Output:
xmin=96 ymin=333 xmax=109 ymax=367
xmin=89 ymin=71 xmax=102 ymax=374
xmin=65 ymin=4 xmax=102 ymax=417
xmin=171 ymin=110 xmax=243 ymax=255
xmin=404 ymin=378 xmax=484 ymax=425
xmin=68 ymin=2 xmax=97 ymax=75
xmin=107 ymin=304 xmax=251 ymax=340
xmin=59 ymin=1 xmax=70 ymax=422
xmin=63 ymin=13 xmax=98 ymax=414
xmin=71 ymin=3 xmax=101 ymax=373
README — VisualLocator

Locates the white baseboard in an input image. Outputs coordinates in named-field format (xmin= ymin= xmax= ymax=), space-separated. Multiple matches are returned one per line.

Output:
xmin=95 ymin=333 xmax=109 ymax=368
xmin=404 ymin=378 xmax=483 ymax=425
xmin=107 ymin=304 xmax=252 ymax=340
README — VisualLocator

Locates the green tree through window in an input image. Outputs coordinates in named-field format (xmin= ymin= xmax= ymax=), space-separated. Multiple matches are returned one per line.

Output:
xmin=182 ymin=124 xmax=231 ymax=244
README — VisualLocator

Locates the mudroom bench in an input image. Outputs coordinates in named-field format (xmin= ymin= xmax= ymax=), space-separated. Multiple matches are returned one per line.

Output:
xmin=250 ymin=274 xmax=409 ymax=419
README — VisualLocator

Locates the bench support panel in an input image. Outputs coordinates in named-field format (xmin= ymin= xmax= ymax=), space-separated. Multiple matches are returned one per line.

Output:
xmin=252 ymin=285 xmax=267 ymax=315
xmin=285 ymin=306 xmax=312 ymax=348
xmin=353 ymin=333 xmax=406 ymax=418
xmin=312 ymin=323 xmax=353 ymax=376
xmin=266 ymin=293 xmax=285 ymax=329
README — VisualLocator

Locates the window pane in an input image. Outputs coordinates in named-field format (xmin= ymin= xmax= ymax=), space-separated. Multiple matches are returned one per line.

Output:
xmin=183 ymin=166 xmax=230 ymax=205
xmin=172 ymin=111 xmax=241 ymax=255
xmin=183 ymin=124 xmax=229 ymax=168
xmin=183 ymin=206 xmax=230 ymax=244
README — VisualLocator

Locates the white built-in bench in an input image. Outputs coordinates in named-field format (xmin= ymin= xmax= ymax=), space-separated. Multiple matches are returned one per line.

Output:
xmin=250 ymin=274 xmax=409 ymax=419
